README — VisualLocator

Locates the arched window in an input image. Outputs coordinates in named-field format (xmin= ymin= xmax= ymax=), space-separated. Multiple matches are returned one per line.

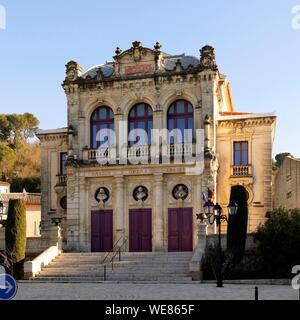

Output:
xmin=167 ymin=100 xmax=194 ymax=143
xmin=90 ymin=106 xmax=114 ymax=149
xmin=128 ymin=103 xmax=153 ymax=146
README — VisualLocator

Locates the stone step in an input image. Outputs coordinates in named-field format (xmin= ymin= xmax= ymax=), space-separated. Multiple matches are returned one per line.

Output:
xmin=44 ymin=264 xmax=187 ymax=272
xmin=50 ymin=260 xmax=190 ymax=266
xmin=40 ymin=269 xmax=187 ymax=277
xmin=33 ymin=251 xmax=193 ymax=282
xmin=58 ymin=252 xmax=192 ymax=257
xmin=31 ymin=277 xmax=194 ymax=283
xmin=36 ymin=273 xmax=190 ymax=280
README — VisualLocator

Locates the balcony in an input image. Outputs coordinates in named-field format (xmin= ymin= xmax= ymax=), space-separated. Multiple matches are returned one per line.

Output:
xmin=82 ymin=142 xmax=199 ymax=165
xmin=231 ymin=165 xmax=252 ymax=177
xmin=56 ymin=175 xmax=67 ymax=186
xmin=127 ymin=144 xmax=150 ymax=159
xmin=84 ymin=147 xmax=117 ymax=162
xmin=167 ymin=143 xmax=193 ymax=157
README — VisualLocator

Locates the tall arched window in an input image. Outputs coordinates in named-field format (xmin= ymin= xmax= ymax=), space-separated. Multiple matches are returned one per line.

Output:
xmin=128 ymin=103 xmax=153 ymax=146
xmin=90 ymin=106 xmax=114 ymax=149
xmin=167 ymin=100 xmax=194 ymax=143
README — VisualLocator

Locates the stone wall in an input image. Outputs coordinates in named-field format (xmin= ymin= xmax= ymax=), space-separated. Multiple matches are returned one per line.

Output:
xmin=206 ymin=233 xmax=258 ymax=250
xmin=274 ymin=156 xmax=300 ymax=209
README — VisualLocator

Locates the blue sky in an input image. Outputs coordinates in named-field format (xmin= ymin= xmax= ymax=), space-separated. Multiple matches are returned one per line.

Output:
xmin=0 ymin=0 xmax=299 ymax=157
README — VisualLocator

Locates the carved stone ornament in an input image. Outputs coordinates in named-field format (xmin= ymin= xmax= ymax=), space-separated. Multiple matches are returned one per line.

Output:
xmin=133 ymin=186 xmax=149 ymax=202
xmin=200 ymin=45 xmax=217 ymax=70
xmin=65 ymin=61 xmax=81 ymax=81
xmin=95 ymin=187 xmax=110 ymax=203
xmin=172 ymin=184 xmax=189 ymax=200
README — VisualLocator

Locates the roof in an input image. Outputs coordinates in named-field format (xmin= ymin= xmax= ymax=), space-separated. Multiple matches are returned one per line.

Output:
xmin=0 ymin=193 xmax=41 ymax=205
xmin=0 ymin=182 xmax=10 ymax=186
xmin=80 ymin=54 xmax=201 ymax=79
xmin=36 ymin=127 xmax=68 ymax=136
xmin=220 ymin=112 xmax=252 ymax=116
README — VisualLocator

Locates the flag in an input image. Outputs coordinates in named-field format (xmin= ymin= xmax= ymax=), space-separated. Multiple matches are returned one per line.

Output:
xmin=201 ymin=192 xmax=207 ymax=203
xmin=207 ymin=188 xmax=215 ymax=202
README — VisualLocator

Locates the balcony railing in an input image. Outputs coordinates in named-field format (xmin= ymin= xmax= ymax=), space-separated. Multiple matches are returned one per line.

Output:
xmin=127 ymin=144 xmax=150 ymax=159
xmin=86 ymin=147 xmax=117 ymax=162
xmin=56 ymin=175 xmax=67 ymax=186
xmin=167 ymin=143 xmax=193 ymax=157
xmin=231 ymin=165 xmax=252 ymax=177
xmin=83 ymin=143 xmax=198 ymax=165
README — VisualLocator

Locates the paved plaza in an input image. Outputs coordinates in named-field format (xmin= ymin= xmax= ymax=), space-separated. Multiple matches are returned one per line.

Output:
xmin=13 ymin=282 xmax=298 ymax=300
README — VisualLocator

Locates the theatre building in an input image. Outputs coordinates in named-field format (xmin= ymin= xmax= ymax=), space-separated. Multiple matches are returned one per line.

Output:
xmin=37 ymin=41 xmax=276 ymax=252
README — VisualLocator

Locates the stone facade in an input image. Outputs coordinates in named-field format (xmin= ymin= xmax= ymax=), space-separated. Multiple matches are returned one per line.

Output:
xmin=274 ymin=156 xmax=300 ymax=209
xmin=37 ymin=41 xmax=276 ymax=252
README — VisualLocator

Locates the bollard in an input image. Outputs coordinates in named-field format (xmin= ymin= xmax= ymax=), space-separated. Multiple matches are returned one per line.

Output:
xmin=255 ymin=286 xmax=258 ymax=300
xmin=104 ymin=265 xmax=107 ymax=281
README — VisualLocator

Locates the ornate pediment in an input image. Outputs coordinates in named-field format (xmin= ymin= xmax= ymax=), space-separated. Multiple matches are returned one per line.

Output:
xmin=113 ymin=41 xmax=163 ymax=76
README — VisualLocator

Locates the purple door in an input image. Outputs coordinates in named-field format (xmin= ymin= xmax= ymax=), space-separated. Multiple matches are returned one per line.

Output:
xmin=129 ymin=209 xmax=152 ymax=252
xmin=91 ymin=210 xmax=113 ymax=252
xmin=168 ymin=208 xmax=193 ymax=251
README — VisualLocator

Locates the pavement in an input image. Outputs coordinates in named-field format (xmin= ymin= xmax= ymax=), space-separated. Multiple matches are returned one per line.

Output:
xmin=13 ymin=282 xmax=299 ymax=300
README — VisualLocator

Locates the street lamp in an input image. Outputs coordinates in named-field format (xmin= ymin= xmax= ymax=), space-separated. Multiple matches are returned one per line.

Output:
xmin=201 ymin=200 xmax=238 ymax=287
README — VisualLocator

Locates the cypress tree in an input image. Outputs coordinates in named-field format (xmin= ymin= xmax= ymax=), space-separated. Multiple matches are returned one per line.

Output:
xmin=5 ymin=199 xmax=27 ymax=267
xmin=226 ymin=186 xmax=248 ymax=264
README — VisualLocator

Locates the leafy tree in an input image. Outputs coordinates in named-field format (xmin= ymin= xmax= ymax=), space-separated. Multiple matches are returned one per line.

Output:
xmin=10 ymin=177 xmax=41 ymax=193
xmin=14 ymin=142 xmax=40 ymax=179
xmin=0 ymin=115 xmax=10 ymax=141
xmin=0 ymin=113 xmax=40 ymax=184
xmin=0 ymin=143 xmax=17 ymax=180
xmin=254 ymin=206 xmax=300 ymax=278
xmin=5 ymin=199 xmax=27 ymax=278
xmin=0 ymin=113 xmax=39 ymax=147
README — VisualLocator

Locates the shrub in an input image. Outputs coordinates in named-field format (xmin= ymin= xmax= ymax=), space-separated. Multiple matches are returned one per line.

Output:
xmin=202 ymin=244 xmax=235 ymax=280
xmin=5 ymin=199 xmax=27 ymax=278
xmin=254 ymin=206 xmax=300 ymax=278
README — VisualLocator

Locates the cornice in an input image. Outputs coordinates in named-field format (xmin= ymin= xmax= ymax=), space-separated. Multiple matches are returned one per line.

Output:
xmin=217 ymin=116 xmax=276 ymax=127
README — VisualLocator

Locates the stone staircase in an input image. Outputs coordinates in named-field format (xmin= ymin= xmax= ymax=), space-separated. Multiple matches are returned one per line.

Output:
xmin=31 ymin=251 xmax=193 ymax=283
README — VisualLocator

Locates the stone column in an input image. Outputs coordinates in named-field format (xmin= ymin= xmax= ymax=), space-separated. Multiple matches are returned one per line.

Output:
xmin=153 ymin=173 xmax=164 ymax=251
xmin=114 ymin=112 xmax=123 ymax=160
xmin=152 ymin=108 xmax=163 ymax=164
xmin=195 ymin=102 xmax=202 ymax=131
xmin=114 ymin=175 xmax=125 ymax=242
xmin=78 ymin=176 xmax=88 ymax=251
xmin=193 ymin=175 xmax=202 ymax=248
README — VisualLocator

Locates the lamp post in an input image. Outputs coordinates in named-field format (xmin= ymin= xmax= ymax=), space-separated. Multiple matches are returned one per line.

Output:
xmin=202 ymin=199 xmax=238 ymax=287
xmin=0 ymin=202 xmax=4 ymax=221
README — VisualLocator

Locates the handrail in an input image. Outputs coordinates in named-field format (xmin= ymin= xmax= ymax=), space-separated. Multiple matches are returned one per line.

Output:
xmin=103 ymin=236 xmax=128 ymax=281
xmin=101 ymin=236 xmax=123 ymax=265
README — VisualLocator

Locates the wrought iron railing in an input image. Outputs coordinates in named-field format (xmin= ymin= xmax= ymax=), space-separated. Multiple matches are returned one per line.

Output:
xmin=101 ymin=236 xmax=128 ymax=281
xmin=56 ymin=175 xmax=67 ymax=186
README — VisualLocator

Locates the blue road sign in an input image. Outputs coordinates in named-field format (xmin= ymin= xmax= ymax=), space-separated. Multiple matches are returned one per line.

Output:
xmin=0 ymin=274 xmax=18 ymax=300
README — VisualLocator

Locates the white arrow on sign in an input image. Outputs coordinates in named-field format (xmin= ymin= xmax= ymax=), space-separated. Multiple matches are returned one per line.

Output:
xmin=5 ymin=280 xmax=13 ymax=295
